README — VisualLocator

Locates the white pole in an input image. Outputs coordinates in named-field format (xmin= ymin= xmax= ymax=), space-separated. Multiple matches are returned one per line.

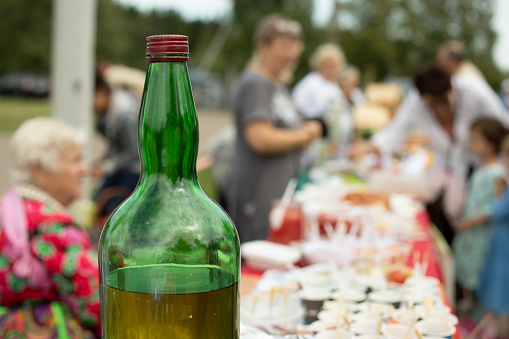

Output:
xmin=50 ymin=0 xmax=97 ymax=198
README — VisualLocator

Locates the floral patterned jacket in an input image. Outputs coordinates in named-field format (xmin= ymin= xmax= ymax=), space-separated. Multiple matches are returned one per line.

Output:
xmin=0 ymin=196 xmax=100 ymax=335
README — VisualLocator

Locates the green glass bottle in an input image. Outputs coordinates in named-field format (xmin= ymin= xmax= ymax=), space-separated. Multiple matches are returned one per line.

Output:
xmin=98 ymin=35 xmax=240 ymax=339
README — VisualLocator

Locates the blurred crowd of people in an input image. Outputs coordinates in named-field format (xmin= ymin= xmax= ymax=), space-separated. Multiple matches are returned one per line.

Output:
xmin=1 ymin=12 xmax=509 ymax=339
xmin=223 ymin=14 xmax=509 ymax=338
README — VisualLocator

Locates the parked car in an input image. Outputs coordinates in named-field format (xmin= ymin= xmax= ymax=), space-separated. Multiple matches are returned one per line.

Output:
xmin=0 ymin=72 xmax=50 ymax=97
xmin=189 ymin=68 xmax=226 ymax=109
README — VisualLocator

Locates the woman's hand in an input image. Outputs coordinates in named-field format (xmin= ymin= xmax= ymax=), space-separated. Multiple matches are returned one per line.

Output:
xmin=494 ymin=177 xmax=507 ymax=199
xmin=453 ymin=215 xmax=490 ymax=232
xmin=244 ymin=120 xmax=322 ymax=155
xmin=453 ymin=219 xmax=473 ymax=232
xmin=300 ymin=120 xmax=323 ymax=144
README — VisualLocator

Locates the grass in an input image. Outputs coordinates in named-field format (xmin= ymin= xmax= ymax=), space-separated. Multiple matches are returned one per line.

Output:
xmin=0 ymin=97 xmax=51 ymax=133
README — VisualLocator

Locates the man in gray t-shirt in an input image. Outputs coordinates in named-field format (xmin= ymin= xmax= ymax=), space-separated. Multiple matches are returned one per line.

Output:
xmin=227 ymin=15 xmax=323 ymax=243
xmin=229 ymin=71 xmax=302 ymax=242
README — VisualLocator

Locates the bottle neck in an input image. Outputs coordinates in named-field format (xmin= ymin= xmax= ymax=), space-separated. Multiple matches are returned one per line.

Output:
xmin=138 ymin=62 xmax=198 ymax=183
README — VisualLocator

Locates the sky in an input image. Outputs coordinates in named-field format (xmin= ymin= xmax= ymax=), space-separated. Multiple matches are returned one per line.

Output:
xmin=117 ymin=0 xmax=509 ymax=72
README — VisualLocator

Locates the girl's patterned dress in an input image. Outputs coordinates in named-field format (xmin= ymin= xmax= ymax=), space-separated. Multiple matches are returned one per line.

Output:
xmin=453 ymin=163 xmax=505 ymax=290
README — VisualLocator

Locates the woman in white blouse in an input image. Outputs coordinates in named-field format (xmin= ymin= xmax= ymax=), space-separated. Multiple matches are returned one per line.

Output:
xmin=292 ymin=43 xmax=346 ymax=119
xmin=350 ymin=64 xmax=509 ymax=244
xmin=351 ymin=65 xmax=508 ymax=179
xmin=293 ymin=44 xmax=353 ymax=162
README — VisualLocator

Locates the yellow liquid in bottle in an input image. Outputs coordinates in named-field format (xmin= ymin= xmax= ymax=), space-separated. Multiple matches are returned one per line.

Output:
xmin=101 ymin=265 xmax=239 ymax=339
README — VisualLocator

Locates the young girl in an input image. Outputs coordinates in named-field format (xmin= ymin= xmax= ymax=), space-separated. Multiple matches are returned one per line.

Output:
xmin=477 ymin=133 xmax=509 ymax=338
xmin=453 ymin=118 xmax=507 ymax=314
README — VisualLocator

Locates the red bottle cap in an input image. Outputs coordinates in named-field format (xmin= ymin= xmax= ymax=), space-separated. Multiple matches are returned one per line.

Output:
xmin=146 ymin=35 xmax=189 ymax=63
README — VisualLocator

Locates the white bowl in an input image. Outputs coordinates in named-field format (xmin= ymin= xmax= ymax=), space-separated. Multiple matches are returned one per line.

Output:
xmin=381 ymin=323 xmax=419 ymax=339
xmin=332 ymin=289 xmax=367 ymax=303
xmin=403 ymin=295 xmax=438 ymax=305
xmin=424 ymin=313 xmax=458 ymax=326
xmin=415 ymin=319 xmax=456 ymax=337
xmin=368 ymin=290 xmax=402 ymax=306
xmin=404 ymin=276 xmax=440 ymax=289
xmin=315 ymin=329 xmax=354 ymax=339
xmin=350 ymin=311 xmax=384 ymax=323
xmin=302 ymin=240 xmax=355 ymax=266
xmin=240 ymin=291 xmax=304 ymax=332
xmin=323 ymin=300 xmax=361 ymax=313
xmin=317 ymin=309 xmax=348 ymax=322
xmin=309 ymin=319 xmax=342 ymax=332
xmin=404 ymin=285 xmax=439 ymax=295
xmin=391 ymin=309 xmax=420 ymax=325
xmin=414 ymin=304 xmax=451 ymax=318
xmin=241 ymin=240 xmax=302 ymax=270
xmin=355 ymin=301 xmax=393 ymax=317
xmin=299 ymin=288 xmax=331 ymax=301
xmin=350 ymin=320 xmax=381 ymax=335
xmin=299 ymin=264 xmax=335 ymax=290
xmin=403 ymin=286 xmax=439 ymax=302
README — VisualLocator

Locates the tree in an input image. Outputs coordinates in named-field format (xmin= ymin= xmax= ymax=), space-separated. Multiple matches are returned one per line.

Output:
xmin=217 ymin=0 xmax=324 ymax=85
xmin=335 ymin=0 xmax=504 ymax=88
xmin=0 ymin=0 xmax=506 ymax=91
xmin=0 ymin=0 xmax=52 ymax=75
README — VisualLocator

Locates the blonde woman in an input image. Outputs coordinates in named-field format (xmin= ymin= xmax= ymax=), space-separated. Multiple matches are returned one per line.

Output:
xmin=292 ymin=43 xmax=346 ymax=118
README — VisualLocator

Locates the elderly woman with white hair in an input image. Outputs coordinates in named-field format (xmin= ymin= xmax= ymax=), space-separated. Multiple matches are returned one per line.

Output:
xmin=293 ymin=43 xmax=353 ymax=162
xmin=292 ymin=43 xmax=346 ymax=119
xmin=0 ymin=117 xmax=99 ymax=338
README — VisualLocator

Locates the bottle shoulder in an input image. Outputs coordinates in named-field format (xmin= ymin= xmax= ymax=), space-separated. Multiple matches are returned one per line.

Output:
xmin=100 ymin=178 xmax=238 ymax=247
xmin=98 ymin=178 xmax=240 ymax=288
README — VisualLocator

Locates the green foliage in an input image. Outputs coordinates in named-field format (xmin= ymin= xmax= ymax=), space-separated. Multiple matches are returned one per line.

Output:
xmin=96 ymin=1 xmax=221 ymax=71
xmin=0 ymin=0 xmax=506 ymax=90
xmin=0 ymin=0 xmax=52 ymax=75
xmin=336 ymin=0 xmax=505 ymax=88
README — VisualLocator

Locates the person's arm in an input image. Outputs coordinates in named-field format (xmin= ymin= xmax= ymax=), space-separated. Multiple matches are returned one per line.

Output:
xmin=371 ymin=91 xmax=419 ymax=154
xmin=455 ymin=172 xmax=507 ymax=231
xmin=32 ymin=222 xmax=100 ymax=335
xmin=244 ymin=120 xmax=322 ymax=155
xmin=454 ymin=215 xmax=491 ymax=231
xmin=349 ymin=91 xmax=419 ymax=158
xmin=464 ymin=76 xmax=509 ymax=125
xmin=236 ymin=75 xmax=322 ymax=156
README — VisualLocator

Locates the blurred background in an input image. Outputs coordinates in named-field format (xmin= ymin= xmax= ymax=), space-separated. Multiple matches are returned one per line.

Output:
xmin=0 ymin=0 xmax=508 ymax=197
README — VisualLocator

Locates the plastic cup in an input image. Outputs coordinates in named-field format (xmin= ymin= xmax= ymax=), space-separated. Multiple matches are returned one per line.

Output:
xmin=350 ymin=320 xmax=380 ymax=335
xmin=381 ymin=323 xmax=419 ymax=339
xmin=415 ymin=320 xmax=456 ymax=338
xmin=368 ymin=290 xmax=402 ymax=308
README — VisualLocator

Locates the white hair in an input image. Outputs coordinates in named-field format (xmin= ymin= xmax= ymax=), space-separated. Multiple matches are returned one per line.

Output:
xmin=309 ymin=43 xmax=346 ymax=71
xmin=339 ymin=65 xmax=361 ymax=84
xmin=9 ymin=117 xmax=85 ymax=184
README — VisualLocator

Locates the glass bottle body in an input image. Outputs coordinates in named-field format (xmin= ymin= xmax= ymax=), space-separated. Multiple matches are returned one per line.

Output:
xmin=98 ymin=61 xmax=240 ymax=339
